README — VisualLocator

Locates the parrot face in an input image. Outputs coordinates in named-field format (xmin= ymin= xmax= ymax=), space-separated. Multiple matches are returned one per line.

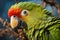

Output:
xmin=8 ymin=5 xmax=30 ymax=29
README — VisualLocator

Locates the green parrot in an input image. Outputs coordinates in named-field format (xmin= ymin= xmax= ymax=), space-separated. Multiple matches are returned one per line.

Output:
xmin=8 ymin=2 xmax=60 ymax=40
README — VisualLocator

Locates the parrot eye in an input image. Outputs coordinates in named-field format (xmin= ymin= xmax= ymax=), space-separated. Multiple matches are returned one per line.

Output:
xmin=21 ymin=10 xmax=29 ymax=16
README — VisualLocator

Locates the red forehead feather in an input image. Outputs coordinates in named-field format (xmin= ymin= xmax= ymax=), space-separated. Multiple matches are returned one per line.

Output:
xmin=8 ymin=7 xmax=22 ymax=18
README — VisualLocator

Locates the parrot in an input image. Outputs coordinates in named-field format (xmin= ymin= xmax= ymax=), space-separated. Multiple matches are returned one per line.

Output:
xmin=8 ymin=2 xmax=60 ymax=40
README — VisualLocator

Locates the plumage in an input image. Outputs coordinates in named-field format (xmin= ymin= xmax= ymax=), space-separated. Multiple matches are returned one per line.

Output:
xmin=8 ymin=2 xmax=60 ymax=40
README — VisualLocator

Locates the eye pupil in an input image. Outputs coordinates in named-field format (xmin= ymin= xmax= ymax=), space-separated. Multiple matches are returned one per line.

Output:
xmin=24 ymin=11 xmax=27 ymax=14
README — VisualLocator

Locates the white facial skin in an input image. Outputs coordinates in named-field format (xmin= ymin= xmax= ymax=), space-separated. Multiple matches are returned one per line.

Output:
xmin=10 ymin=16 xmax=18 ymax=29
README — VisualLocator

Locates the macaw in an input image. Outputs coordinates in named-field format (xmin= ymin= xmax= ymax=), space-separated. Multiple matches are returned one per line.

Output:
xmin=8 ymin=2 xmax=60 ymax=40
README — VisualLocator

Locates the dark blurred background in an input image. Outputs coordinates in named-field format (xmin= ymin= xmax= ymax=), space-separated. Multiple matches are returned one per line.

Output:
xmin=0 ymin=0 xmax=60 ymax=40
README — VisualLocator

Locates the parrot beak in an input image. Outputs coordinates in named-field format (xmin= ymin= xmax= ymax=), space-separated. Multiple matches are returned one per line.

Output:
xmin=10 ymin=15 xmax=18 ymax=29
xmin=10 ymin=15 xmax=27 ymax=29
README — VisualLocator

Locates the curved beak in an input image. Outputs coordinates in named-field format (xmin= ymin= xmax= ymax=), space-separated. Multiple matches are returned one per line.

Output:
xmin=10 ymin=15 xmax=27 ymax=29
xmin=10 ymin=15 xmax=19 ymax=29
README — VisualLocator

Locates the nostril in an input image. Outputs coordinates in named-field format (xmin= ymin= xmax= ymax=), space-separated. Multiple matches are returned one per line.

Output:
xmin=13 ymin=15 xmax=16 ymax=17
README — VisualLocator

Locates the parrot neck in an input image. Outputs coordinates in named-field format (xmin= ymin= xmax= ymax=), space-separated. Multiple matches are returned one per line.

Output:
xmin=25 ymin=17 xmax=43 ymax=30
xmin=24 ymin=16 xmax=52 ymax=30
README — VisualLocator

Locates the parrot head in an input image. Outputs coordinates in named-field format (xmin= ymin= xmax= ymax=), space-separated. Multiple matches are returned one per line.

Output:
xmin=8 ymin=2 xmax=51 ymax=29
xmin=8 ymin=5 xmax=28 ymax=29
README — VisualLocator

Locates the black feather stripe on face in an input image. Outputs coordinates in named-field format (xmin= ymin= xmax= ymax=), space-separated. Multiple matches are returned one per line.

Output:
xmin=13 ymin=18 xmax=27 ymax=33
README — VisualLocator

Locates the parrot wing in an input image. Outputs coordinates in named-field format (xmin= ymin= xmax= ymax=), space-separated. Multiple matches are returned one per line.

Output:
xmin=31 ymin=17 xmax=60 ymax=40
